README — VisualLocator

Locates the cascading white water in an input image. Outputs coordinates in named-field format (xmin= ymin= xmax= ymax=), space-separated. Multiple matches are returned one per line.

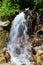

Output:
xmin=7 ymin=12 xmax=31 ymax=65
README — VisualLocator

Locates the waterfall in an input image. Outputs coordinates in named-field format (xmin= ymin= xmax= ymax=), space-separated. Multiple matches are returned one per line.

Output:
xmin=7 ymin=12 xmax=30 ymax=65
xmin=6 ymin=8 xmax=40 ymax=65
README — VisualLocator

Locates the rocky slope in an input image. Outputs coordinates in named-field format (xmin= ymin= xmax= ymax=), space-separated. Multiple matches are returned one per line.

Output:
xmin=0 ymin=20 xmax=43 ymax=65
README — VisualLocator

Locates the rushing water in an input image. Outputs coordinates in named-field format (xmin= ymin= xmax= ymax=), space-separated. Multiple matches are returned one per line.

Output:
xmin=7 ymin=12 xmax=31 ymax=65
xmin=6 ymin=8 xmax=40 ymax=65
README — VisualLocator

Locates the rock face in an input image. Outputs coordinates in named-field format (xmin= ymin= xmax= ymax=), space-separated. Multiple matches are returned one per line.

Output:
xmin=0 ymin=30 xmax=8 ymax=65
xmin=0 ymin=30 xmax=8 ymax=49
xmin=0 ymin=20 xmax=10 ymax=26
xmin=36 ymin=50 xmax=43 ymax=65
xmin=0 ymin=16 xmax=43 ymax=65
xmin=0 ymin=20 xmax=10 ymax=49
xmin=31 ymin=39 xmax=41 ymax=47
xmin=0 ymin=20 xmax=9 ymax=65
xmin=37 ymin=27 xmax=43 ymax=39
xmin=0 ymin=21 xmax=14 ymax=65
xmin=0 ymin=49 xmax=6 ymax=64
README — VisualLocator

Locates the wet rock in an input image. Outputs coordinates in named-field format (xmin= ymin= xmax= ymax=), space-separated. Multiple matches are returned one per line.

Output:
xmin=21 ymin=64 xmax=25 ymax=65
xmin=10 ymin=64 xmax=14 ymax=65
xmin=37 ymin=30 xmax=43 ymax=37
xmin=37 ymin=25 xmax=43 ymax=38
xmin=16 ymin=47 xmax=21 ymax=54
xmin=4 ymin=52 xmax=11 ymax=62
xmin=31 ymin=47 xmax=36 ymax=55
xmin=31 ymin=39 xmax=41 ymax=47
xmin=26 ymin=11 xmax=37 ymax=36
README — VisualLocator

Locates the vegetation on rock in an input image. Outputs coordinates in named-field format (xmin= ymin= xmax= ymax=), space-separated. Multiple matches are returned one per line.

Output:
xmin=0 ymin=0 xmax=43 ymax=21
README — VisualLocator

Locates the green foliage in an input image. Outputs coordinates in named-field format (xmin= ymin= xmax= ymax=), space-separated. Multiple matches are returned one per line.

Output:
xmin=0 ymin=0 xmax=20 ymax=21
xmin=34 ymin=0 xmax=40 ymax=5
xmin=39 ymin=7 xmax=43 ymax=13
xmin=0 ymin=0 xmax=43 ymax=20
xmin=34 ymin=0 xmax=43 ymax=13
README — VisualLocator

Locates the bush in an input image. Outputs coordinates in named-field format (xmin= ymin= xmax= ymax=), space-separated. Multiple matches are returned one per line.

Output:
xmin=0 ymin=0 xmax=20 ymax=21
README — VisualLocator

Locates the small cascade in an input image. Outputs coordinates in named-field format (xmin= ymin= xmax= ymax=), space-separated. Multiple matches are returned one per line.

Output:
xmin=7 ymin=11 xmax=31 ymax=65
xmin=6 ymin=8 xmax=40 ymax=65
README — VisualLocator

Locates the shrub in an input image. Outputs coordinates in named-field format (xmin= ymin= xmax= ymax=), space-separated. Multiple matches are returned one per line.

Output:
xmin=0 ymin=0 xmax=20 ymax=21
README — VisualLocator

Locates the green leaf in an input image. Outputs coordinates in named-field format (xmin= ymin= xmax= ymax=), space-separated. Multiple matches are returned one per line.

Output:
xmin=34 ymin=0 xmax=40 ymax=5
